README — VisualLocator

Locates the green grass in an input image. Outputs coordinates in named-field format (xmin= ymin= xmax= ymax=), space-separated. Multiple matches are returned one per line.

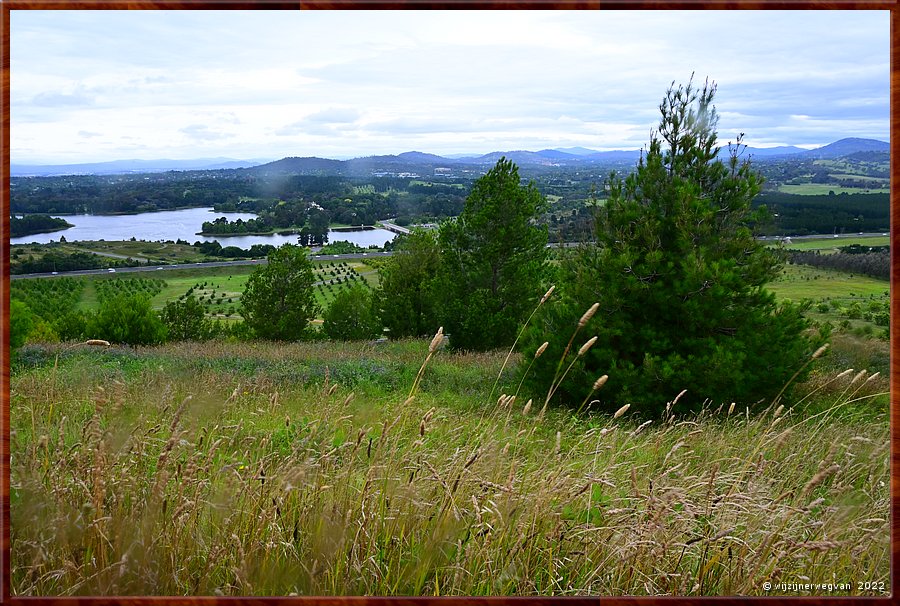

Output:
xmin=769 ymin=264 xmax=889 ymax=301
xmin=773 ymin=235 xmax=890 ymax=252
xmin=30 ymin=261 xmax=380 ymax=322
xmin=9 ymin=339 xmax=889 ymax=596
xmin=777 ymin=184 xmax=889 ymax=195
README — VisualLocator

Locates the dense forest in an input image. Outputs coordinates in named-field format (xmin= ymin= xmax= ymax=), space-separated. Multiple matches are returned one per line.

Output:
xmin=752 ymin=191 xmax=890 ymax=235
xmin=787 ymin=248 xmax=890 ymax=280
xmin=10 ymin=214 xmax=73 ymax=237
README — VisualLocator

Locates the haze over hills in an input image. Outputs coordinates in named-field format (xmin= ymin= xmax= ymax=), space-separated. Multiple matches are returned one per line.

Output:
xmin=10 ymin=138 xmax=889 ymax=177
xmin=9 ymin=157 xmax=269 ymax=177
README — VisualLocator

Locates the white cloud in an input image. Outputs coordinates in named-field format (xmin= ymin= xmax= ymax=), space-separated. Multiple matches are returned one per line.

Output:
xmin=10 ymin=9 xmax=889 ymax=163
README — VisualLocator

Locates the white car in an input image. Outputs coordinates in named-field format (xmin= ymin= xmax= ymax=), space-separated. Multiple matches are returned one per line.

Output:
xmin=108 ymin=268 xmax=116 ymax=273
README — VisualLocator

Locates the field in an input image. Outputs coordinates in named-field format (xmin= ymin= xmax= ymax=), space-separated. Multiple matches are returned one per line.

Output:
xmin=11 ymin=240 xmax=215 ymax=266
xmin=777 ymin=236 xmax=890 ymax=252
xmin=11 ymin=260 xmax=381 ymax=323
xmin=9 ymin=338 xmax=890 ymax=596
xmin=8 ymin=236 xmax=892 ymax=596
xmin=777 ymin=184 xmax=889 ymax=195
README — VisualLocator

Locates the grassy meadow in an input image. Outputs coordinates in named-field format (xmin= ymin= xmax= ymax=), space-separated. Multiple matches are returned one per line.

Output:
xmin=9 ymin=235 xmax=892 ymax=596
xmin=9 ymin=334 xmax=890 ymax=596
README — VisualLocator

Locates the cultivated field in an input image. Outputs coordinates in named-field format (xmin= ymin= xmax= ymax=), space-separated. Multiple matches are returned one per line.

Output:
xmin=10 ymin=260 xmax=380 ymax=323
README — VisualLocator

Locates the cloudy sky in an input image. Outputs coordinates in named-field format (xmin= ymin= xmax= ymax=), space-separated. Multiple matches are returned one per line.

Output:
xmin=10 ymin=10 xmax=890 ymax=164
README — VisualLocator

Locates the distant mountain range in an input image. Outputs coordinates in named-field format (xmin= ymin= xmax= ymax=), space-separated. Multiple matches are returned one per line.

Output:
xmin=9 ymin=157 xmax=268 ymax=177
xmin=10 ymin=138 xmax=889 ymax=177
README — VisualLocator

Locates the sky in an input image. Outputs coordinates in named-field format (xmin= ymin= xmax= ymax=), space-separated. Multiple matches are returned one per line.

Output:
xmin=9 ymin=10 xmax=891 ymax=165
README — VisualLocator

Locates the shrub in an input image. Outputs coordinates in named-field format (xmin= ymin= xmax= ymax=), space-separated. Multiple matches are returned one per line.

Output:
xmin=89 ymin=293 xmax=167 ymax=345
xmin=323 ymin=285 xmax=381 ymax=341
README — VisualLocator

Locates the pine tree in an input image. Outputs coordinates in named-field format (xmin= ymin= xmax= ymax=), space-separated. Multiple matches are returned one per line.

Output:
xmin=522 ymin=78 xmax=827 ymax=415
xmin=439 ymin=158 xmax=549 ymax=351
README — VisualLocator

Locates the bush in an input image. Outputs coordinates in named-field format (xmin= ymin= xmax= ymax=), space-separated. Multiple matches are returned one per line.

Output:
xmin=10 ymin=300 xmax=34 ymax=350
xmin=89 ymin=293 xmax=167 ymax=345
xmin=323 ymin=285 xmax=381 ymax=341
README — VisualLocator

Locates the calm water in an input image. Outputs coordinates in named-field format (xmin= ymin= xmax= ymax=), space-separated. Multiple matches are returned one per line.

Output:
xmin=10 ymin=207 xmax=397 ymax=249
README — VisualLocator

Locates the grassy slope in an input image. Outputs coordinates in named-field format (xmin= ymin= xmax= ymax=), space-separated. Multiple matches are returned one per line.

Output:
xmin=9 ymin=340 xmax=890 ymax=597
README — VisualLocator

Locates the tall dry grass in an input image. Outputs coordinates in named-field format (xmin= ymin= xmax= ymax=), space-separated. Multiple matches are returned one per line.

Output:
xmin=9 ymin=333 xmax=890 ymax=596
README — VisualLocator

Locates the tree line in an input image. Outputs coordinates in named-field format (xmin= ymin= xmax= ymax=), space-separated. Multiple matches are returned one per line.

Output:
xmin=788 ymin=249 xmax=890 ymax=280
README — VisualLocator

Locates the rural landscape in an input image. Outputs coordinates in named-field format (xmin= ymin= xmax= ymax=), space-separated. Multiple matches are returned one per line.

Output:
xmin=6 ymin=77 xmax=891 ymax=596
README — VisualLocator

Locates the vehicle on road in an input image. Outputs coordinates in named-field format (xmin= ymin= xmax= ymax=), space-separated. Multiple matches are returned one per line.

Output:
xmin=108 ymin=268 xmax=116 ymax=273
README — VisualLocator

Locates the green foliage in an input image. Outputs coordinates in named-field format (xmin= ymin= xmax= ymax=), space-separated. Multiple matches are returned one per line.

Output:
xmin=318 ymin=240 xmax=367 ymax=255
xmin=53 ymin=310 xmax=91 ymax=342
xmin=522 ymin=79 xmax=826 ymax=415
xmin=89 ymin=293 xmax=167 ymax=345
xmin=438 ymin=158 xmax=549 ymax=351
xmin=160 ymin=294 xmax=215 ymax=342
xmin=94 ymin=278 xmax=166 ymax=304
xmin=323 ymin=285 xmax=381 ymax=341
xmin=10 ymin=300 xmax=34 ymax=350
xmin=10 ymin=214 xmax=73 ymax=237
xmin=240 ymin=244 xmax=320 ymax=341
xmin=374 ymin=229 xmax=442 ymax=339
xmin=10 ymin=277 xmax=84 ymax=320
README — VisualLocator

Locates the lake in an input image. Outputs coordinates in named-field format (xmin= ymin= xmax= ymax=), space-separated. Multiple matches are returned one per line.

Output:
xmin=10 ymin=207 xmax=398 ymax=249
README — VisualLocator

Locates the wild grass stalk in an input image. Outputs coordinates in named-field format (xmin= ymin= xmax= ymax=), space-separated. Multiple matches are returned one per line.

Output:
xmin=9 ymin=339 xmax=889 ymax=596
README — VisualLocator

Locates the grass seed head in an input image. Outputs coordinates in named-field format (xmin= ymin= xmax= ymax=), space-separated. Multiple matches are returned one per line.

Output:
xmin=613 ymin=403 xmax=631 ymax=419
xmin=428 ymin=326 xmax=444 ymax=354
xmin=540 ymin=285 xmax=556 ymax=304
xmin=811 ymin=343 xmax=829 ymax=359
xmin=578 ymin=303 xmax=600 ymax=328
xmin=534 ymin=342 xmax=549 ymax=359
xmin=578 ymin=336 xmax=598 ymax=356
xmin=592 ymin=374 xmax=609 ymax=391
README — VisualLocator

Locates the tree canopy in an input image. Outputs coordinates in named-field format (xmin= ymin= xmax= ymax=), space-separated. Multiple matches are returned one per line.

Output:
xmin=521 ymin=78 xmax=827 ymax=416
xmin=438 ymin=158 xmax=549 ymax=351
xmin=240 ymin=244 xmax=320 ymax=341
xmin=374 ymin=229 xmax=442 ymax=340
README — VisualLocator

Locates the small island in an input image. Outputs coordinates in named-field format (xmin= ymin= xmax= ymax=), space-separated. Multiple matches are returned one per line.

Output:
xmin=10 ymin=214 xmax=74 ymax=238
xmin=198 ymin=199 xmax=331 ymax=246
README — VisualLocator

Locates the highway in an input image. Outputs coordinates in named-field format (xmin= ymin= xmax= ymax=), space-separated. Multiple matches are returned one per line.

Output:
xmin=9 ymin=231 xmax=888 ymax=280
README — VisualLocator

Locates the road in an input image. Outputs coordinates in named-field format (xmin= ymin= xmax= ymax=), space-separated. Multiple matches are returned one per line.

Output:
xmin=10 ymin=231 xmax=889 ymax=280
xmin=10 ymin=251 xmax=395 ymax=280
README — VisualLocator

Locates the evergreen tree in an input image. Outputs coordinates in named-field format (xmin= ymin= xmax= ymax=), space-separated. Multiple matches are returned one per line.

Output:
xmin=161 ymin=293 xmax=214 ymax=341
xmin=522 ymin=78 xmax=827 ymax=415
xmin=373 ymin=229 xmax=441 ymax=339
xmin=90 ymin=293 xmax=167 ymax=345
xmin=438 ymin=158 xmax=549 ymax=351
xmin=241 ymin=244 xmax=319 ymax=341
xmin=323 ymin=285 xmax=381 ymax=341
